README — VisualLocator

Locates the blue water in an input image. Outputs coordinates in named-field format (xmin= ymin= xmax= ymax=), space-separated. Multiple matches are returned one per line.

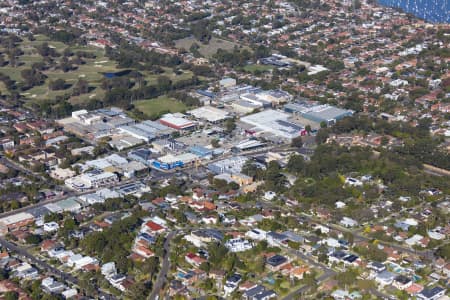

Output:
xmin=378 ymin=0 xmax=450 ymax=23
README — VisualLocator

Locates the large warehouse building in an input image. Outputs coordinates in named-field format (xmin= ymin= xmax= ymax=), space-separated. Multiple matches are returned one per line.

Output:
xmin=159 ymin=113 xmax=196 ymax=130
xmin=284 ymin=102 xmax=353 ymax=125
xmin=240 ymin=109 xmax=307 ymax=140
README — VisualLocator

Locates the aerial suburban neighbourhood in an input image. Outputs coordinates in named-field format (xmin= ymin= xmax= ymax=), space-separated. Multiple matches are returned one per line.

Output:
xmin=0 ymin=0 xmax=448 ymax=299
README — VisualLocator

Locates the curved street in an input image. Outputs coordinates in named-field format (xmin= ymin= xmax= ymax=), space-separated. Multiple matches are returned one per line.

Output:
xmin=148 ymin=230 xmax=177 ymax=300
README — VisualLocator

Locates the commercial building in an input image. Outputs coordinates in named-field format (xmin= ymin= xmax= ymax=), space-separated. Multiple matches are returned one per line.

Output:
xmin=219 ymin=77 xmax=237 ymax=88
xmin=208 ymin=156 xmax=248 ymax=175
xmin=188 ymin=106 xmax=230 ymax=123
xmin=189 ymin=145 xmax=214 ymax=157
xmin=0 ymin=212 xmax=35 ymax=234
xmin=284 ymin=101 xmax=353 ymax=126
xmin=58 ymin=108 xmax=136 ymax=142
xmin=119 ymin=120 xmax=174 ymax=142
xmin=231 ymin=100 xmax=264 ymax=114
xmin=128 ymin=148 xmax=155 ymax=165
xmin=152 ymin=153 xmax=198 ymax=170
xmin=65 ymin=170 xmax=119 ymax=191
xmin=240 ymin=109 xmax=306 ymax=140
xmin=159 ymin=113 xmax=196 ymax=130
xmin=253 ymin=90 xmax=292 ymax=105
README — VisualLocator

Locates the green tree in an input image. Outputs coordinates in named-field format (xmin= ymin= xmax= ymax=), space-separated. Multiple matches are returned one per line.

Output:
xmin=287 ymin=155 xmax=305 ymax=174
xmin=224 ymin=118 xmax=236 ymax=134
xmin=4 ymin=291 xmax=18 ymax=300
xmin=291 ymin=136 xmax=303 ymax=148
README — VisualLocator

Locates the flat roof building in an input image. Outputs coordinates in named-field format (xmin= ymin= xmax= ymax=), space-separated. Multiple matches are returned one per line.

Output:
xmin=188 ymin=106 xmax=230 ymax=123
xmin=208 ymin=156 xmax=248 ymax=175
xmin=159 ymin=113 xmax=196 ymax=130
xmin=284 ymin=101 xmax=353 ymax=125
xmin=0 ymin=212 xmax=35 ymax=234
xmin=240 ymin=109 xmax=306 ymax=140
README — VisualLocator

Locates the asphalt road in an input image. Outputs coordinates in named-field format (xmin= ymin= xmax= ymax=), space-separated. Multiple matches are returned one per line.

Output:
xmin=300 ymin=213 xmax=434 ymax=260
xmin=282 ymin=248 xmax=336 ymax=300
xmin=0 ymin=157 xmax=46 ymax=181
xmin=0 ymin=237 xmax=116 ymax=299
xmin=148 ymin=230 xmax=177 ymax=300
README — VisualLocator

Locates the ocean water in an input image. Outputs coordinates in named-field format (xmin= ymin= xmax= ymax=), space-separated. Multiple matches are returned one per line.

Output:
xmin=377 ymin=0 xmax=450 ymax=23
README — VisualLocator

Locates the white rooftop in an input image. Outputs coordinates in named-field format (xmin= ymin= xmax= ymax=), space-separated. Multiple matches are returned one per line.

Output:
xmin=188 ymin=106 xmax=229 ymax=122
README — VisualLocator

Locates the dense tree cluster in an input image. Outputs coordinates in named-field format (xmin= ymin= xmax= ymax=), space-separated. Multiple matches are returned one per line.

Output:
xmin=81 ymin=215 xmax=141 ymax=273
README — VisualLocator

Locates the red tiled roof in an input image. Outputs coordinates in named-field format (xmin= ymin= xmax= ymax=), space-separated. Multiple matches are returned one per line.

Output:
xmin=145 ymin=221 xmax=164 ymax=231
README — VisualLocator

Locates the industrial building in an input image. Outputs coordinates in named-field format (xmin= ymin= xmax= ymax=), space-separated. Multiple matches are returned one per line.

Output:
xmin=159 ymin=113 xmax=196 ymax=130
xmin=232 ymin=139 xmax=266 ymax=152
xmin=65 ymin=170 xmax=119 ymax=191
xmin=188 ymin=106 xmax=230 ymax=123
xmin=152 ymin=153 xmax=198 ymax=170
xmin=128 ymin=148 xmax=156 ymax=165
xmin=189 ymin=145 xmax=214 ymax=157
xmin=240 ymin=109 xmax=306 ymax=140
xmin=119 ymin=120 xmax=174 ymax=142
xmin=58 ymin=108 xmax=135 ymax=142
xmin=284 ymin=101 xmax=353 ymax=125
xmin=0 ymin=212 xmax=35 ymax=234
xmin=219 ymin=77 xmax=237 ymax=89
xmin=208 ymin=156 xmax=248 ymax=175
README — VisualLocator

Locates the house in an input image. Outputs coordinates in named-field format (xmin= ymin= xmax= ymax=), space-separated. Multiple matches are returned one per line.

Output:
xmin=246 ymin=229 xmax=267 ymax=241
xmin=329 ymin=251 xmax=348 ymax=264
xmin=224 ymin=273 xmax=242 ymax=295
xmin=367 ymin=261 xmax=386 ymax=273
xmin=342 ymin=254 xmax=361 ymax=267
xmin=266 ymin=231 xmax=288 ymax=247
xmin=243 ymin=284 xmax=277 ymax=300
xmin=202 ymin=215 xmax=218 ymax=224
xmin=225 ymin=238 xmax=254 ymax=253
xmin=331 ymin=289 xmax=349 ymax=300
xmin=168 ymin=280 xmax=188 ymax=296
xmin=375 ymin=270 xmax=396 ymax=286
xmin=67 ymin=255 xmax=98 ymax=270
xmin=322 ymin=238 xmax=341 ymax=248
xmin=289 ymin=266 xmax=310 ymax=280
xmin=263 ymin=191 xmax=277 ymax=201
xmin=185 ymin=253 xmax=206 ymax=267
xmin=417 ymin=287 xmax=445 ymax=300
xmin=41 ymin=277 xmax=65 ymax=293
xmin=0 ymin=138 xmax=14 ymax=151
xmin=443 ymin=263 xmax=450 ymax=278
xmin=108 ymin=274 xmax=127 ymax=291
xmin=13 ymin=263 xmax=39 ymax=279
xmin=345 ymin=177 xmax=362 ymax=187
xmin=393 ymin=275 xmax=412 ymax=290
xmin=142 ymin=221 xmax=165 ymax=235
xmin=266 ymin=254 xmax=289 ymax=272
xmin=62 ymin=288 xmax=78 ymax=299
xmin=184 ymin=229 xmax=224 ymax=248
xmin=101 ymin=262 xmax=117 ymax=278
xmin=40 ymin=240 xmax=57 ymax=252
xmin=340 ymin=217 xmax=358 ymax=228
xmin=43 ymin=222 xmax=59 ymax=232
xmin=239 ymin=281 xmax=258 ymax=292
xmin=133 ymin=246 xmax=154 ymax=259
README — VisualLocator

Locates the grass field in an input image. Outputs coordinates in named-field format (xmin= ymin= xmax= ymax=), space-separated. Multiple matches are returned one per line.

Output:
xmin=134 ymin=96 xmax=188 ymax=118
xmin=175 ymin=36 xmax=244 ymax=58
xmin=0 ymin=35 xmax=195 ymax=108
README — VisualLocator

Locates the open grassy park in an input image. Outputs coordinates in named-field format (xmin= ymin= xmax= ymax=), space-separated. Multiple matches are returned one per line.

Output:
xmin=133 ymin=96 xmax=188 ymax=119
xmin=175 ymin=36 xmax=244 ymax=58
